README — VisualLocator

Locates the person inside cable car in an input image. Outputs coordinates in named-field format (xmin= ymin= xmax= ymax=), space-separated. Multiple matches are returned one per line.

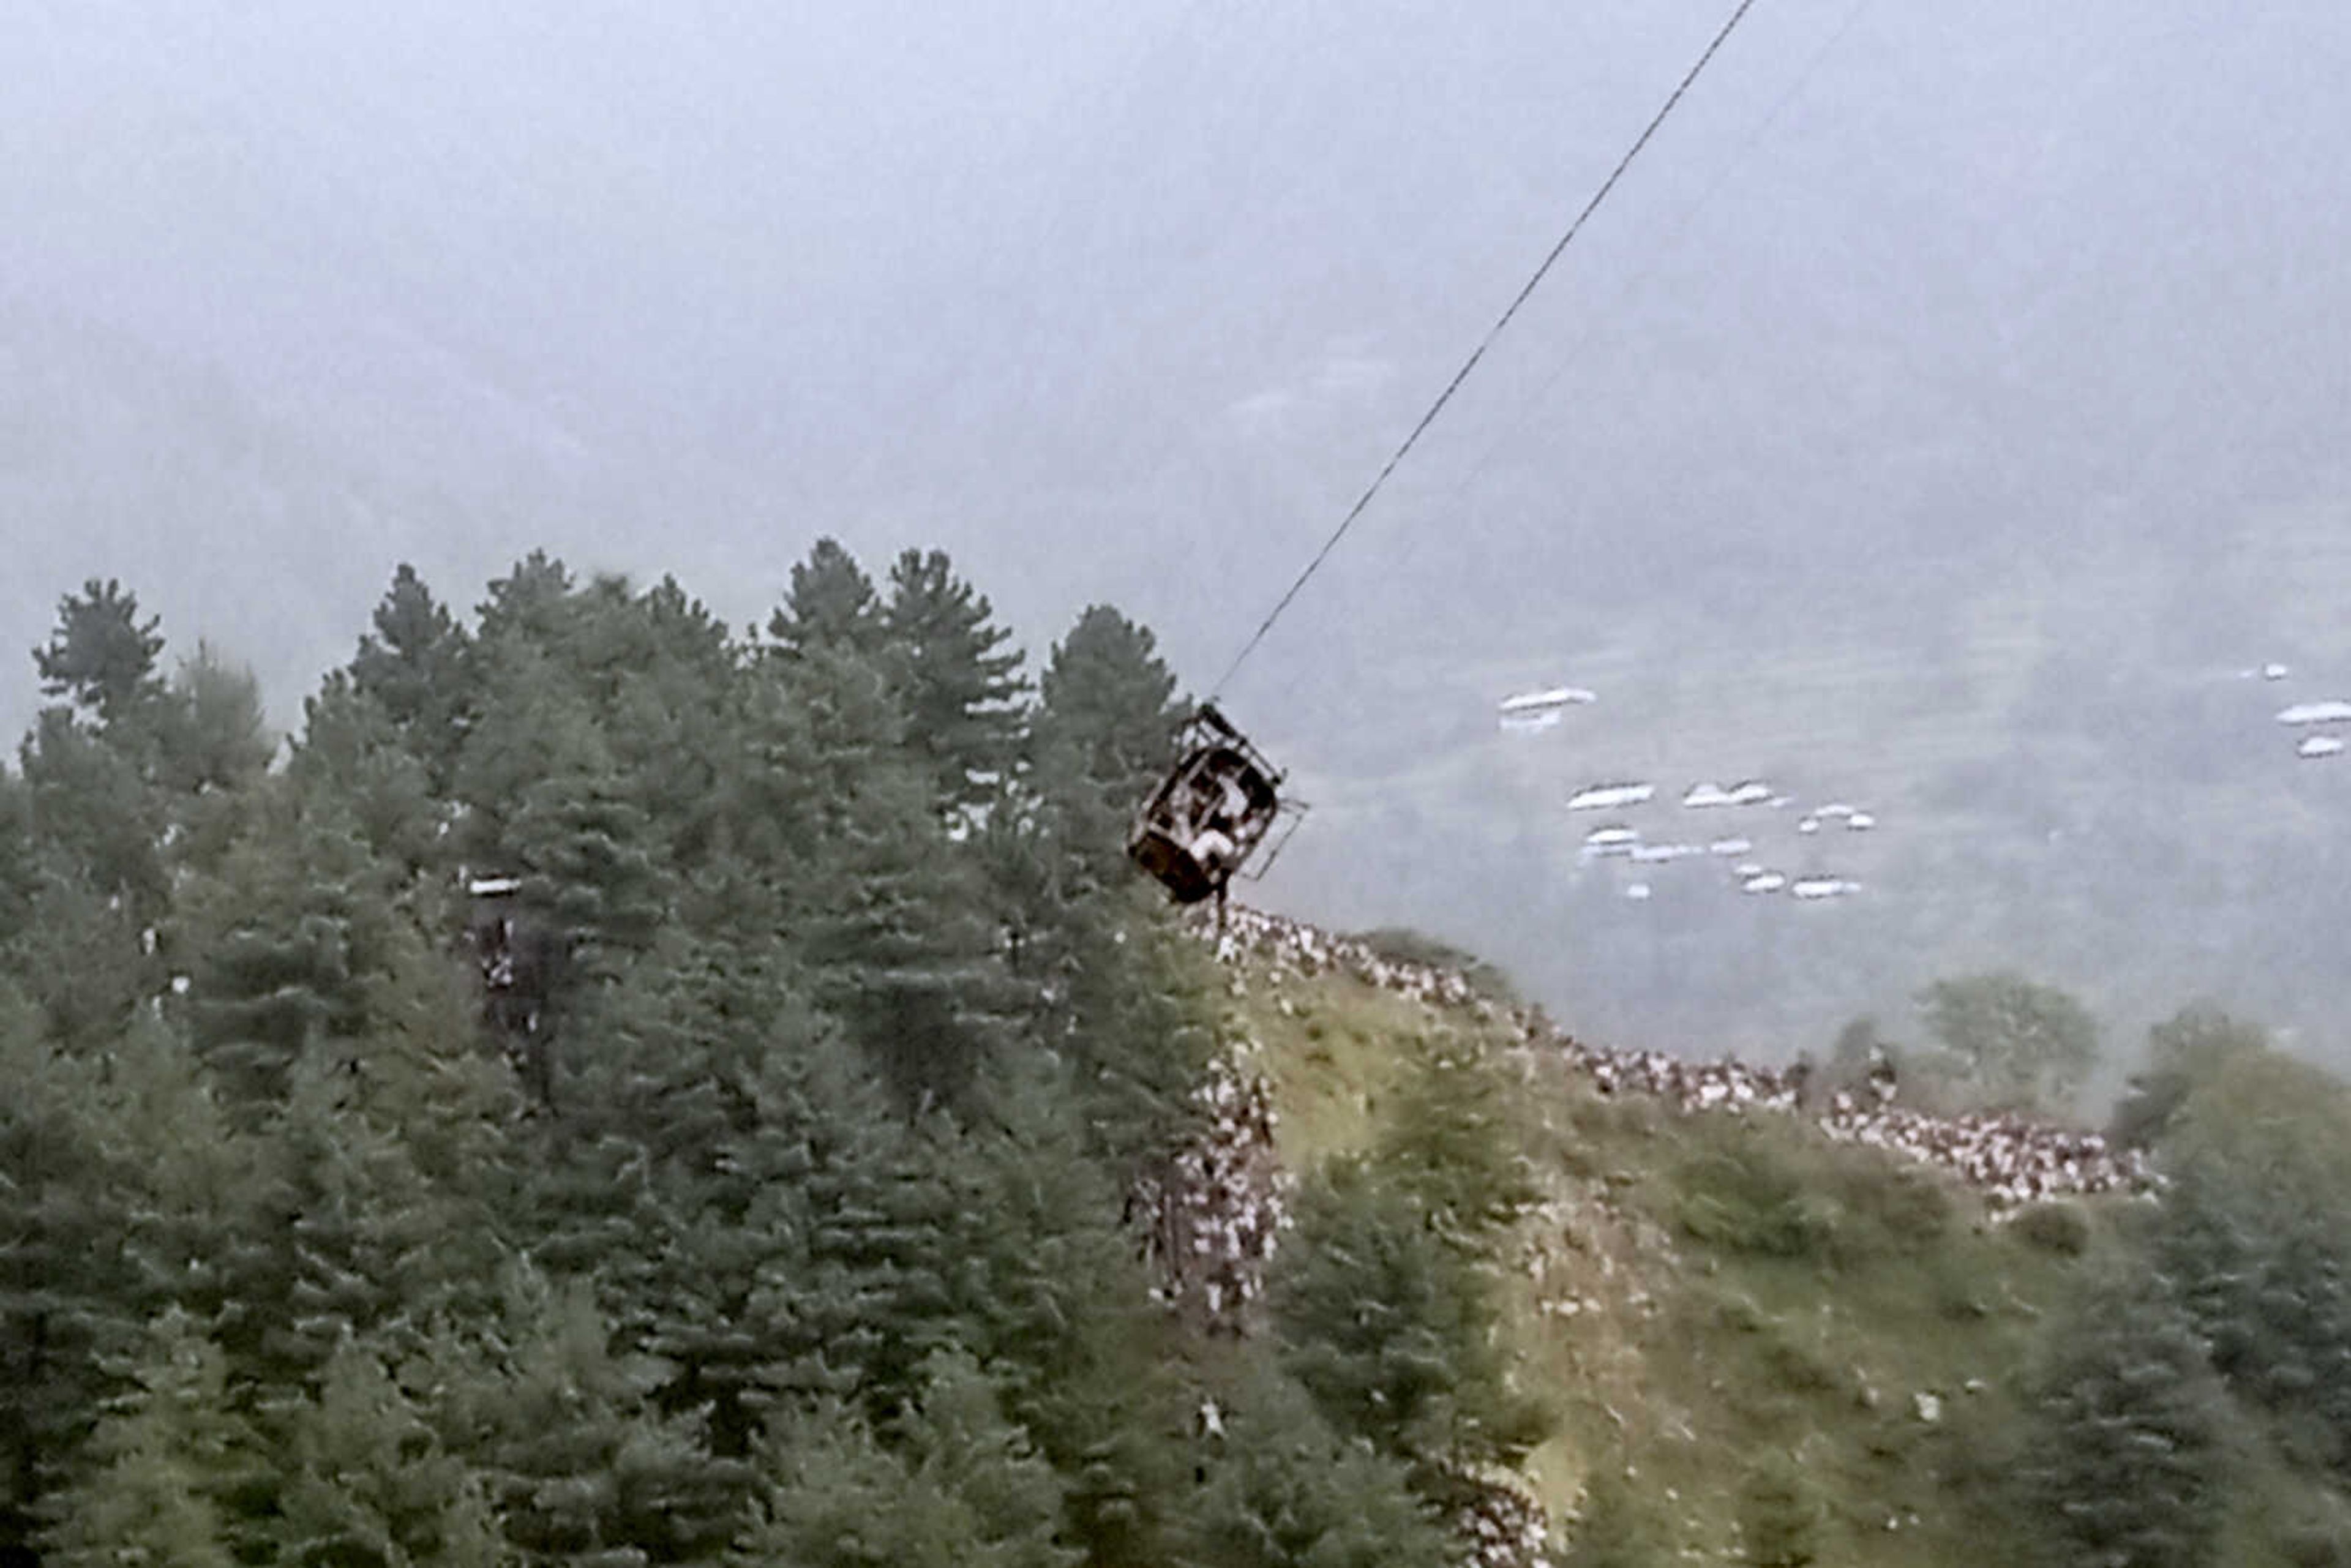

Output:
xmin=1127 ymin=705 xmax=1291 ymax=905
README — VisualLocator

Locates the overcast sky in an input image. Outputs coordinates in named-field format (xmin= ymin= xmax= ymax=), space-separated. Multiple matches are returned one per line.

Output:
xmin=9 ymin=0 xmax=2350 ymax=1056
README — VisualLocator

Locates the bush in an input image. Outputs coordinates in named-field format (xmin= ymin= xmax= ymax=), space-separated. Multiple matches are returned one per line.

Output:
xmin=1675 ymin=1141 xmax=1837 ymax=1261
xmin=2010 ymin=1200 xmax=2091 ymax=1256
xmin=1829 ymin=1160 xmax=1952 ymax=1257
xmin=1738 ymin=1454 xmax=1821 ymax=1567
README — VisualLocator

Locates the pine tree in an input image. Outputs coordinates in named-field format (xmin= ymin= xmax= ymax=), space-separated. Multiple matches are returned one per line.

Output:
xmin=158 ymin=642 xmax=275 ymax=798
xmin=1025 ymin=606 xmax=1187 ymax=895
xmin=751 ymin=641 xmax=1010 ymax=1109
xmin=593 ymin=577 xmax=743 ymax=872
xmin=740 ymin=1351 xmax=1077 ymax=1568
xmin=288 ymin=675 xmax=448 ymax=879
xmin=1272 ymin=1157 xmax=1552 ymax=1476
xmin=2011 ymin=1270 xmax=2227 ymax=1568
xmin=1040 ymin=890 xmax=1221 ymax=1179
xmin=175 ymin=795 xmax=389 ymax=1114
xmin=17 ymin=705 xmax=172 ymax=920
xmin=949 ymin=1059 xmax=1191 ymax=1568
xmin=1185 ymin=1364 xmax=1453 ymax=1568
xmin=882 ymin=548 xmax=1027 ymax=813
xmin=473 ymin=552 xmax=578 ymax=657
xmin=350 ymin=563 xmax=474 ymax=775
xmin=1379 ymin=1030 xmax=1542 ymax=1247
xmin=450 ymin=1266 xmax=741 ymax=1567
xmin=42 ymin=1310 xmax=276 ymax=1568
xmin=33 ymin=579 xmax=167 ymax=732
xmin=2 ymin=838 xmax=158 ymax=1054
xmin=736 ymin=1044 xmax=967 ymax=1422
xmin=766 ymin=538 xmax=886 ymax=662
xmin=0 ymin=984 xmax=145 ymax=1563
xmin=272 ymin=1337 xmax=506 ymax=1568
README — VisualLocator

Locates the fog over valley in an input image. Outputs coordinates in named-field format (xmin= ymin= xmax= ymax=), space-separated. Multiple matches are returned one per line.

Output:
xmin=10 ymin=0 xmax=2351 ymax=1071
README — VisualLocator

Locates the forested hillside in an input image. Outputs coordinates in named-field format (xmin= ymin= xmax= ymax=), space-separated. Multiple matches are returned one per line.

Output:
xmin=3 ymin=547 xmax=2348 ymax=1567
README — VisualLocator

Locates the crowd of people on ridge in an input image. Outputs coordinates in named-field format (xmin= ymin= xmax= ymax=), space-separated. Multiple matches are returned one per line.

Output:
xmin=1199 ymin=904 xmax=2161 ymax=1213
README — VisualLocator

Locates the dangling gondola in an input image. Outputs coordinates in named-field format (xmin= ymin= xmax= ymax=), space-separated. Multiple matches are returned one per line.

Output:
xmin=1127 ymin=705 xmax=1298 ymax=906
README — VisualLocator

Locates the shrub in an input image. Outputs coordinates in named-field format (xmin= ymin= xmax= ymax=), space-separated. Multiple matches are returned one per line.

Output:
xmin=1738 ymin=1454 xmax=1821 ymax=1567
xmin=2010 ymin=1200 xmax=2091 ymax=1256
xmin=1675 ymin=1142 xmax=1837 ymax=1261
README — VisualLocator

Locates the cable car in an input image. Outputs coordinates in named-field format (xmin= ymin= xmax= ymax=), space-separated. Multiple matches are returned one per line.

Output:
xmin=1128 ymin=705 xmax=1297 ymax=905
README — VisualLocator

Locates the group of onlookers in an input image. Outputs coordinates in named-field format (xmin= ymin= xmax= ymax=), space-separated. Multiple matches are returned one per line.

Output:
xmin=1203 ymin=904 xmax=2161 ymax=1212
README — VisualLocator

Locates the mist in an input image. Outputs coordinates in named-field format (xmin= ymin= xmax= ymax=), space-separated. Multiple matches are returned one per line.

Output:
xmin=9 ymin=0 xmax=2350 ymax=1072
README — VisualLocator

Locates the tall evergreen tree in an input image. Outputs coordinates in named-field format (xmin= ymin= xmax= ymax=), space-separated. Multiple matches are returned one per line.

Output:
xmin=2010 ymin=1269 xmax=2228 ymax=1568
xmin=42 ymin=1310 xmax=275 ymax=1568
xmin=0 ymin=983 xmax=144 ymax=1564
xmin=272 ymin=1337 xmax=507 ymax=1568
xmin=883 ymin=549 xmax=1027 ymax=813
xmin=767 ymin=538 xmax=887 ymax=662
xmin=1026 ymin=606 xmax=1187 ymax=890
xmin=175 ymin=795 xmax=390 ymax=1113
xmin=749 ymin=642 xmax=1010 ymax=1109
xmin=17 ymin=705 xmax=171 ymax=920
xmin=158 ymin=642 xmax=275 ymax=798
xmin=348 ymin=563 xmax=474 ymax=789
xmin=1184 ymin=1364 xmax=1453 ymax=1568
xmin=33 ymin=579 xmax=167 ymax=732
xmin=949 ymin=1059 xmax=1191 ymax=1568
xmin=473 ymin=552 xmax=577 ymax=658
xmin=1272 ymin=1157 xmax=1551 ymax=1479
xmin=288 ymin=675 xmax=447 ymax=879
xmin=737 ymin=1358 xmax=1074 ymax=1568
xmin=443 ymin=1266 xmax=740 ymax=1567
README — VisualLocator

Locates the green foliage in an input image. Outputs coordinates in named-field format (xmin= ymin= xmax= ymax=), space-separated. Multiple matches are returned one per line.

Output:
xmin=446 ymin=1266 xmax=740 ymax=1567
xmin=1273 ymin=1156 xmax=1552 ymax=1473
xmin=2011 ymin=1199 xmax=2092 ymax=1256
xmin=1187 ymin=1366 xmax=1453 ymax=1568
xmin=159 ymin=642 xmax=275 ymax=795
xmin=1736 ymin=1453 xmax=1821 ymax=1568
xmin=17 ymin=704 xmax=171 ymax=916
xmin=39 ymin=549 xmax=2351 ymax=1568
xmin=948 ymin=1059 xmax=1192 ymax=1567
xmin=288 ymin=674 xmax=446 ymax=876
xmin=1917 ymin=971 xmax=2101 ymax=1112
xmin=884 ymin=547 xmax=1029 ymax=813
xmin=1562 ymin=1469 xmax=1670 ymax=1568
xmin=273 ymin=1338 xmax=506 ymax=1568
xmin=2008 ymin=1269 xmax=2228 ymax=1568
xmin=768 ymin=537 xmax=886 ymax=661
xmin=349 ymin=561 xmax=475 ymax=788
xmin=1027 ymin=605 xmax=1187 ymax=893
xmin=740 ymin=1357 xmax=1074 ymax=1568
xmin=1675 ymin=1138 xmax=1837 ymax=1261
xmin=2110 ymin=1003 xmax=2270 ymax=1150
xmin=34 ymin=578 xmax=166 ymax=729
xmin=174 ymin=794 xmax=396 ymax=1111
xmin=42 ymin=1309 xmax=275 ymax=1568
xmin=1379 ymin=1031 xmax=1540 ymax=1244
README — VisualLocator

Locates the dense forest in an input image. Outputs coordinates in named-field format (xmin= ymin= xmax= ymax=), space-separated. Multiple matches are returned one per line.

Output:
xmin=3 ymin=547 xmax=2350 ymax=1567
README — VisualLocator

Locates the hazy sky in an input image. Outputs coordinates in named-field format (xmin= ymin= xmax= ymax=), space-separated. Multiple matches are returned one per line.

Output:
xmin=9 ymin=0 xmax=2350 ymax=1056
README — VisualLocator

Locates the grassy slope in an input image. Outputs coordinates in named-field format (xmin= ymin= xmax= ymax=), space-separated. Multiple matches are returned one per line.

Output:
xmin=1220 ymin=950 xmax=2328 ymax=1565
